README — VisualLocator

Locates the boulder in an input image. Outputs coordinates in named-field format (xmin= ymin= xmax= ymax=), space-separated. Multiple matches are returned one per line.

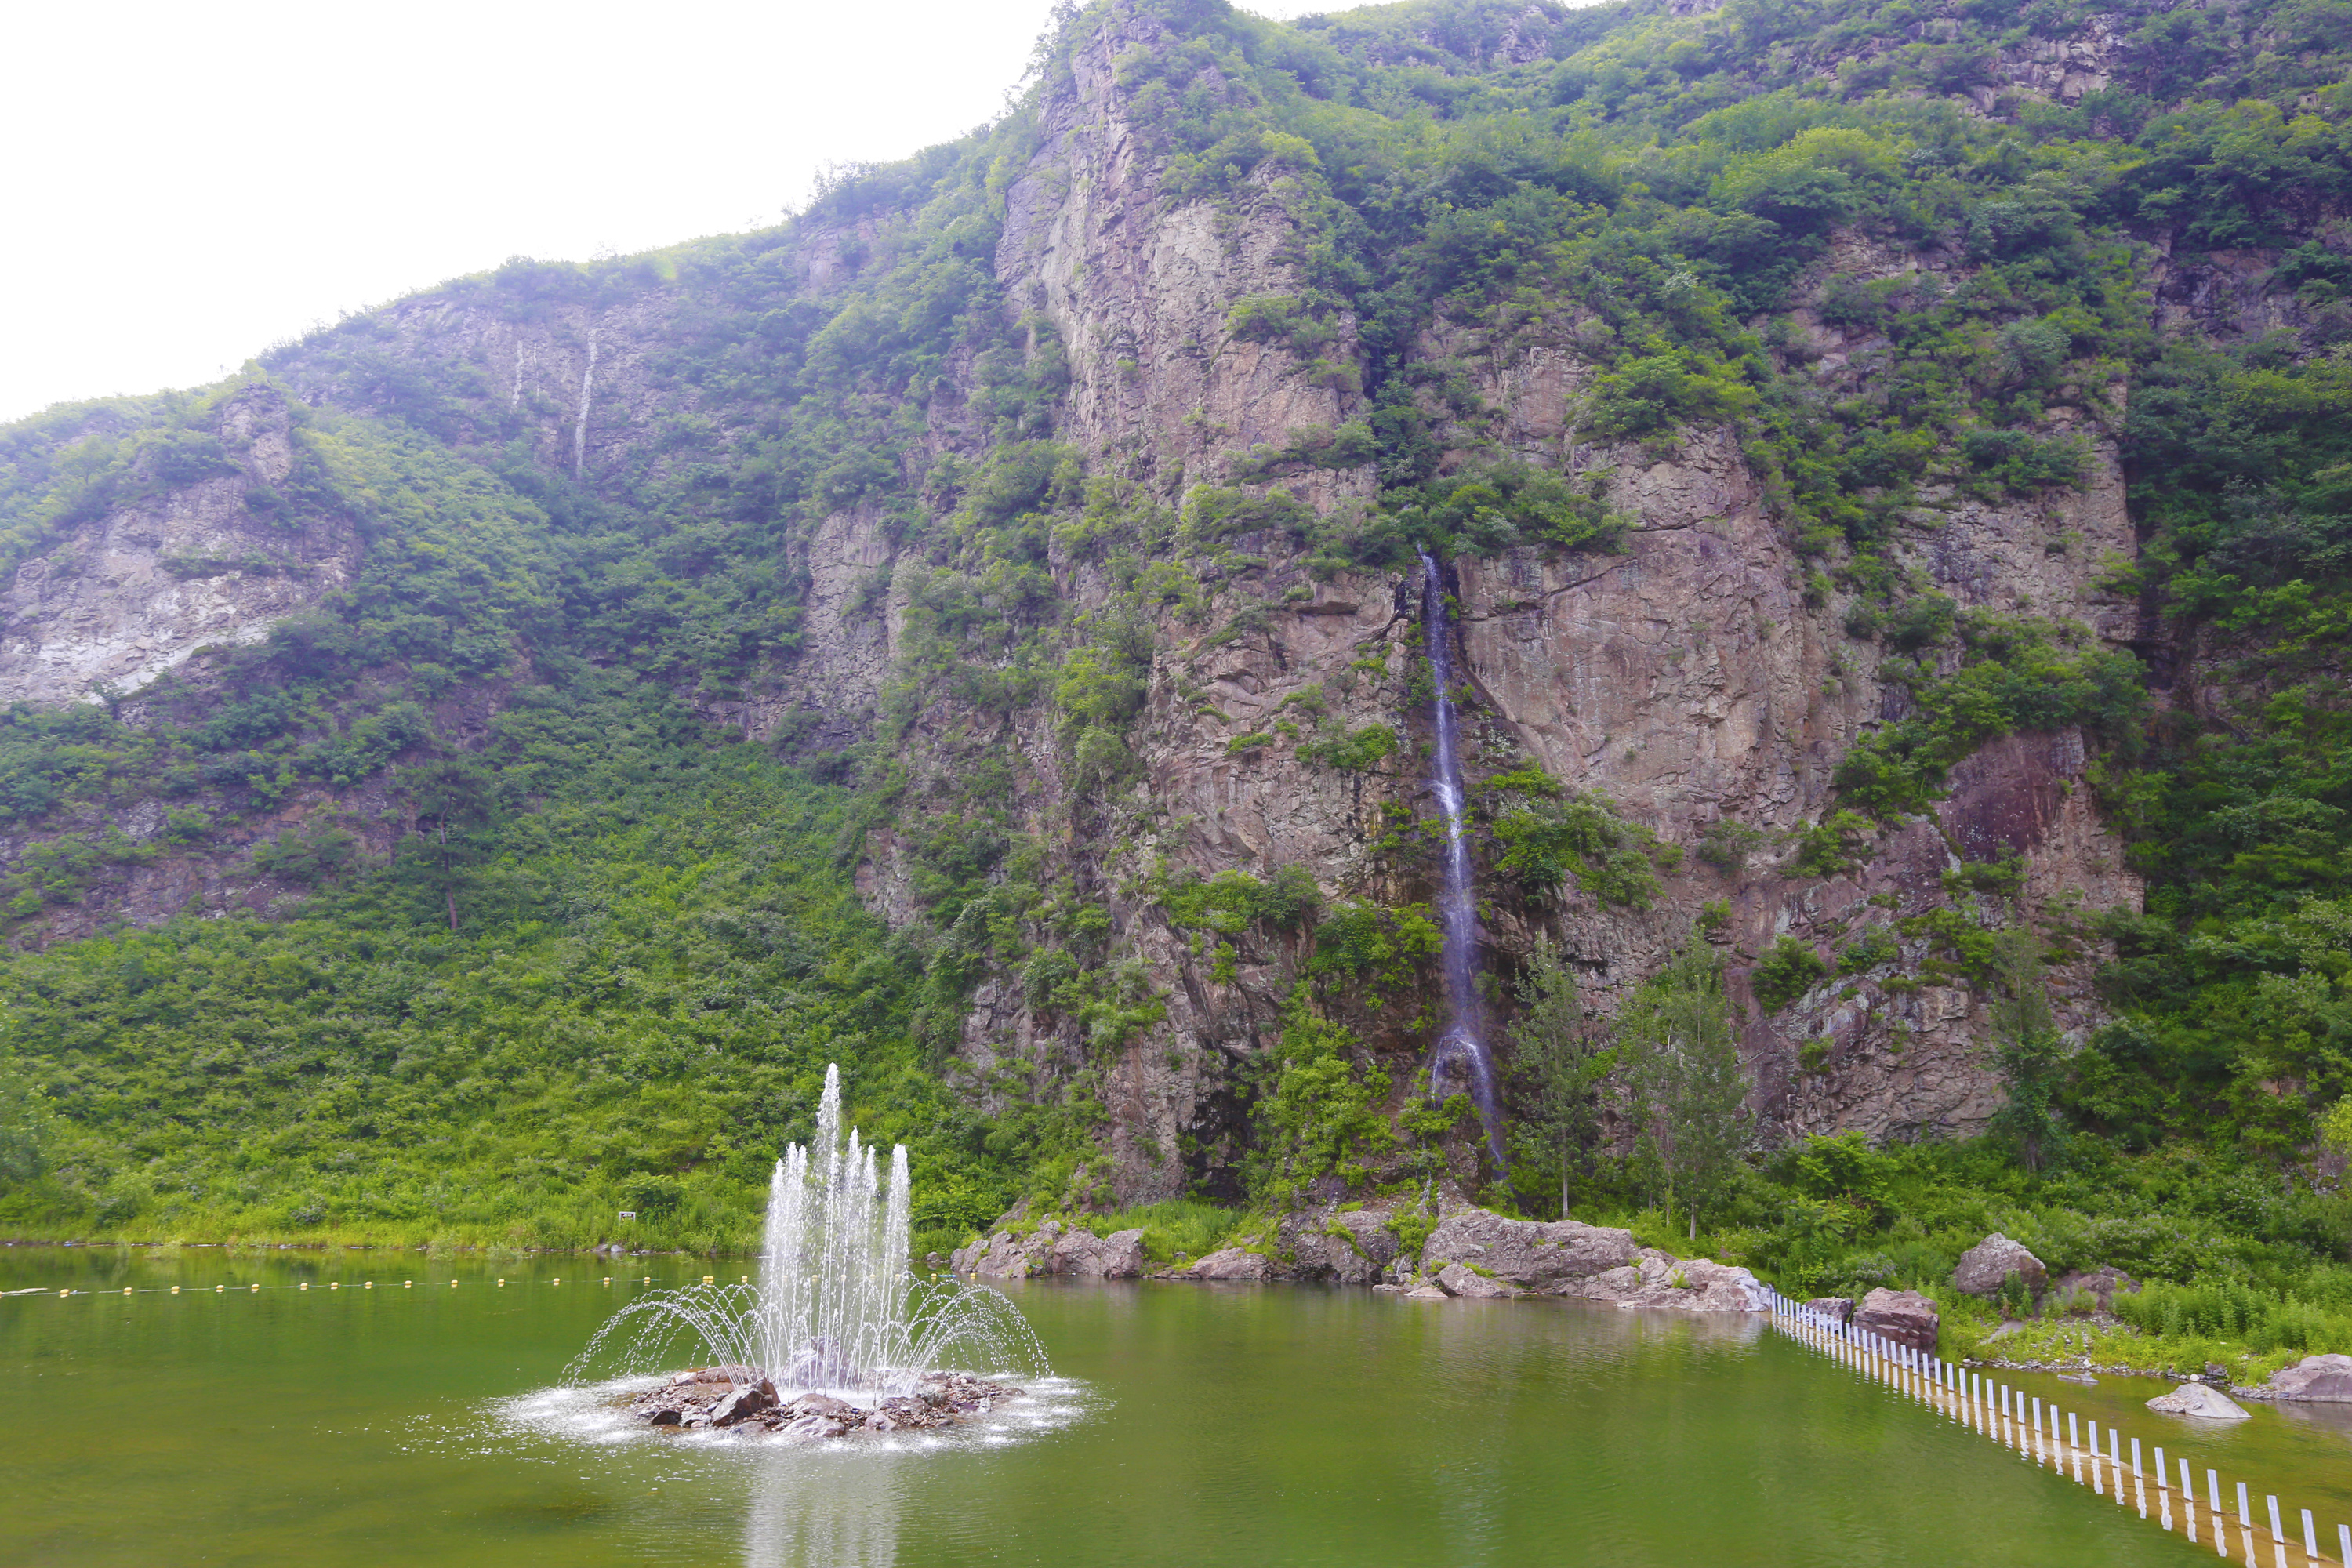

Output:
xmin=952 ymin=1222 xmax=1144 ymax=1280
xmin=2051 ymin=1266 xmax=2139 ymax=1310
xmin=1434 ymin=1263 xmax=1519 ymax=1299
xmin=1403 ymin=1283 xmax=1451 ymax=1301
xmin=1420 ymin=1209 xmax=1641 ymax=1293
xmin=1570 ymin=1250 xmax=1770 ymax=1313
xmin=1805 ymin=1296 xmax=1855 ymax=1325
xmin=1854 ymin=1288 xmax=1940 ymax=1355
xmin=2147 ymin=1383 xmax=2251 ymax=1419
xmin=1050 ymin=1227 xmax=1146 ymax=1279
xmin=953 ymin=1230 xmax=1040 ymax=1279
xmin=1951 ymin=1233 xmax=2048 ymax=1299
xmin=1184 ymin=1247 xmax=1273 ymax=1281
xmin=1278 ymin=1207 xmax=1399 ymax=1285
xmin=710 ymin=1377 xmax=779 ymax=1426
xmin=2266 ymin=1354 xmax=2352 ymax=1402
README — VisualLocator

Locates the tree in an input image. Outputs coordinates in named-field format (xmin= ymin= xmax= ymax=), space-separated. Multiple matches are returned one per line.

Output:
xmin=1508 ymin=934 xmax=1613 ymax=1218
xmin=1617 ymin=941 xmax=1752 ymax=1240
xmin=396 ymin=757 xmax=496 ymax=932
xmin=0 ymin=1055 xmax=55 ymax=1185
xmin=1986 ymin=925 xmax=2068 ymax=1171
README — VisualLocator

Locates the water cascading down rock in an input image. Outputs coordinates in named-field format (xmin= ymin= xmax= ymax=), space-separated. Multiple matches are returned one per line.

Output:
xmin=1417 ymin=550 xmax=1507 ymax=1174
xmin=572 ymin=1064 xmax=1043 ymax=1438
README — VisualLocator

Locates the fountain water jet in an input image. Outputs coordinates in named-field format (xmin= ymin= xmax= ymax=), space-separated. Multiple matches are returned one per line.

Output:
xmin=1417 ymin=549 xmax=1508 ymax=1174
xmin=568 ymin=1064 xmax=1044 ymax=1402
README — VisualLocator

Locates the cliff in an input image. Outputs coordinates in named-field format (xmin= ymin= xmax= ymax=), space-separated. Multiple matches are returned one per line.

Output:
xmin=1 ymin=0 xmax=2347 ymax=1225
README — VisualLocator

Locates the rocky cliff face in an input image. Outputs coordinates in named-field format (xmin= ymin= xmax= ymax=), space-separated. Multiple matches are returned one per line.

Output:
xmin=8 ymin=0 xmax=2327 ymax=1206
xmin=0 ymin=388 xmax=358 ymax=706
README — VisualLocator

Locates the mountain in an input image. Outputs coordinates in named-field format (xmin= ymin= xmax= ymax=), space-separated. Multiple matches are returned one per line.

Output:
xmin=0 ymin=0 xmax=2346 ymax=1273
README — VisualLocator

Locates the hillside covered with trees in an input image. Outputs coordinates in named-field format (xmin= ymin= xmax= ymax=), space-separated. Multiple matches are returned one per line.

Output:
xmin=0 ymin=0 xmax=2347 ymax=1372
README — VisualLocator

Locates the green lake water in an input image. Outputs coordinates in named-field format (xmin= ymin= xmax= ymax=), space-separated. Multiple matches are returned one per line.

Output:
xmin=4 ymin=1246 xmax=2344 ymax=1566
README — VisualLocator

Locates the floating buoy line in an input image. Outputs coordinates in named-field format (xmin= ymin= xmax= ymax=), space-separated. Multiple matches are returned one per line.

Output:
xmin=16 ymin=1274 xmax=652 ymax=1298
xmin=1769 ymin=1288 xmax=2350 ymax=1566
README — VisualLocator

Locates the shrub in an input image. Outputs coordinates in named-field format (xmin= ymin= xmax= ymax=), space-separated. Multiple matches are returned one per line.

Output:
xmin=1751 ymin=937 xmax=1828 ymax=1012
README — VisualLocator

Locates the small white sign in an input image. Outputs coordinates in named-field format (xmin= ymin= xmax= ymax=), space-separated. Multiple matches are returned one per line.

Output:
xmin=618 ymin=1210 xmax=637 ymax=1220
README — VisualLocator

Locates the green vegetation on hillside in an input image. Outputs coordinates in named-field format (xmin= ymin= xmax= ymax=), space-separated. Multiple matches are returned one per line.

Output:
xmin=0 ymin=0 xmax=2344 ymax=1386
xmin=0 ymin=682 xmax=1040 ymax=1253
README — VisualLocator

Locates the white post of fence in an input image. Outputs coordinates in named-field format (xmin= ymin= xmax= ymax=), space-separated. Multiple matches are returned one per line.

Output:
xmin=2132 ymin=1437 xmax=2143 ymax=1479
xmin=2337 ymin=1521 xmax=2349 ymax=1567
xmin=2157 ymin=1446 xmax=2167 ymax=1490
xmin=2091 ymin=1421 xmax=2105 ymax=1494
xmin=2239 ymin=1481 xmax=2252 ymax=1530
xmin=2267 ymin=1496 xmax=2284 ymax=1544
xmin=2211 ymin=1470 xmax=2223 ymax=1515
xmin=2183 ymin=1458 xmax=2194 ymax=1500
xmin=2299 ymin=1508 xmax=2315 ymax=1559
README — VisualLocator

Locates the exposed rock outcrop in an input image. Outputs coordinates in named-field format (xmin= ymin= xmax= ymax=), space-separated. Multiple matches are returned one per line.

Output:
xmin=627 ymin=1367 xmax=1019 ymax=1437
xmin=1853 ymin=1288 xmax=1941 ymax=1355
xmin=2147 ymin=1384 xmax=2251 ymax=1420
xmin=1171 ymin=1247 xmax=1275 ymax=1281
xmin=948 ymin=1221 xmax=1146 ymax=1280
xmin=1806 ymin=1296 xmax=1856 ymax=1325
xmin=1951 ymin=1234 xmax=2048 ymax=1299
xmin=2051 ymin=1266 xmax=2139 ymax=1310
xmin=1417 ymin=1209 xmax=1642 ymax=1292
xmin=1433 ymin=1262 xmax=1519 ymax=1299
xmin=1276 ymin=1205 xmax=1401 ymax=1285
xmin=2262 ymin=1354 xmax=2352 ymax=1403
xmin=0 ymin=0 xmax=2172 ymax=1194
xmin=1573 ymin=1251 xmax=1771 ymax=1314
xmin=0 ymin=387 xmax=360 ymax=707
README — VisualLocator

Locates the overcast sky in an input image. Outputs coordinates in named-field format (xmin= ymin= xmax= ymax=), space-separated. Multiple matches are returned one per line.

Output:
xmin=2 ymin=0 xmax=1321 ymax=424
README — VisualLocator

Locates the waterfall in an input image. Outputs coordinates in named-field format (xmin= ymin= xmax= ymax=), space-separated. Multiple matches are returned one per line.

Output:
xmin=570 ymin=1063 xmax=1042 ymax=1394
xmin=572 ymin=328 xmax=599 ymax=482
xmin=1417 ymin=549 xmax=1508 ymax=1174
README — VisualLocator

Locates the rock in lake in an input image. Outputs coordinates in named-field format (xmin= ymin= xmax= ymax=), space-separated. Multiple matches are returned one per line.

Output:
xmin=1854 ymin=1288 xmax=1940 ymax=1355
xmin=624 ymin=1368 xmax=1020 ymax=1439
xmin=710 ymin=1377 xmax=779 ymax=1426
xmin=1951 ymin=1233 xmax=2048 ymax=1299
xmin=1418 ymin=1210 xmax=1639 ymax=1294
xmin=1179 ymin=1247 xmax=1273 ymax=1281
xmin=1050 ymin=1226 xmax=1145 ymax=1279
xmin=1434 ymin=1263 xmax=1519 ymax=1298
xmin=2147 ymin=1383 xmax=2251 ymax=1419
xmin=949 ymin=1221 xmax=1144 ymax=1279
xmin=2266 ymin=1354 xmax=2352 ymax=1402
xmin=1574 ymin=1250 xmax=1770 ymax=1313
xmin=1276 ymin=1206 xmax=1399 ymax=1285
xmin=1805 ymin=1296 xmax=1856 ymax=1325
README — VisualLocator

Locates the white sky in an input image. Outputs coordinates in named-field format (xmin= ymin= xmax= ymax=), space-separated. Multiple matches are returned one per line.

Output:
xmin=2 ymin=0 xmax=1322 ymax=424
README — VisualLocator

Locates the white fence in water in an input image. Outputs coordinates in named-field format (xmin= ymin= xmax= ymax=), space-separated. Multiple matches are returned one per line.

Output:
xmin=1768 ymin=1289 xmax=2347 ymax=1565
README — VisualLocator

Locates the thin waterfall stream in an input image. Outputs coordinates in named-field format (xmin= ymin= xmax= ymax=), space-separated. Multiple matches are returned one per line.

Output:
xmin=1417 ymin=549 xmax=1507 ymax=1174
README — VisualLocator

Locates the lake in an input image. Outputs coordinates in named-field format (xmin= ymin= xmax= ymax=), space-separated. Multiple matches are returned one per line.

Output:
xmin=3 ymin=1246 xmax=2337 ymax=1566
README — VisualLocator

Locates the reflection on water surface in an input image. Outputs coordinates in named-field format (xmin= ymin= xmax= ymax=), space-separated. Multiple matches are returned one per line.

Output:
xmin=6 ymin=1247 xmax=2343 ymax=1566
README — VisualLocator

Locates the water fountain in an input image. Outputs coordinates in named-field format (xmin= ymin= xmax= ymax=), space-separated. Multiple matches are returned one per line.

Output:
xmin=1417 ymin=549 xmax=1508 ymax=1174
xmin=566 ymin=1063 xmax=1046 ymax=1436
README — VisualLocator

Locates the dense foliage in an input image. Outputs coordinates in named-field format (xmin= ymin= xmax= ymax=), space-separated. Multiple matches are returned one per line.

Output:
xmin=0 ymin=0 xmax=2345 ymax=1389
